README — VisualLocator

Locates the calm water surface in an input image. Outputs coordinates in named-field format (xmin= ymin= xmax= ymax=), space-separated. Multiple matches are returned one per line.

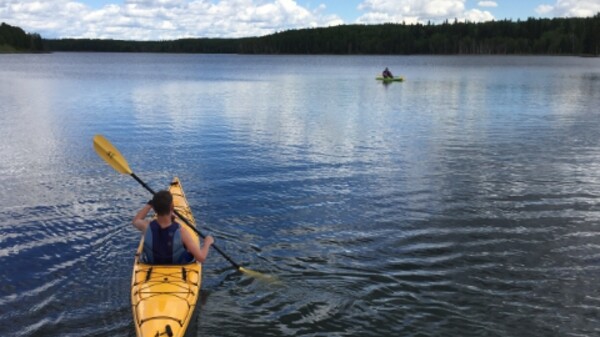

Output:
xmin=1 ymin=53 xmax=600 ymax=336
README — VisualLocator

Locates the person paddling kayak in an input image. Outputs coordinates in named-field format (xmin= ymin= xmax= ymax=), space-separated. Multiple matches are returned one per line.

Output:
xmin=382 ymin=67 xmax=394 ymax=79
xmin=133 ymin=190 xmax=214 ymax=264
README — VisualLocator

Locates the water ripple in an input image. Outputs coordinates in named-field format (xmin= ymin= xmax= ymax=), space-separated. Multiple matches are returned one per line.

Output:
xmin=2 ymin=54 xmax=600 ymax=336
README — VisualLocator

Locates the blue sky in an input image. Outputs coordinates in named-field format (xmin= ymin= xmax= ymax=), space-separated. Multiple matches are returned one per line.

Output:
xmin=1 ymin=0 xmax=599 ymax=40
xmin=309 ymin=0 xmax=543 ymax=21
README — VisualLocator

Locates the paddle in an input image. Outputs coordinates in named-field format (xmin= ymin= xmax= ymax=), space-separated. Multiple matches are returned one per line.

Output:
xmin=93 ymin=134 xmax=275 ymax=282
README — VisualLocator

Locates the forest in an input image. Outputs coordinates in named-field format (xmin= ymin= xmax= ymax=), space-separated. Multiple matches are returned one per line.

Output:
xmin=0 ymin=22 xmax=44 ymax=52
xmin=242 ymin=15 xmax=600 ymax=55
xmin=4 ymin=14 xmax=600 ymax=55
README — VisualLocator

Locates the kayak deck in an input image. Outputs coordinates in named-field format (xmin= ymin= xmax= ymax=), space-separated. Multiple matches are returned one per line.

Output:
xmin=131 ymin=177 xmax=202 ymax=337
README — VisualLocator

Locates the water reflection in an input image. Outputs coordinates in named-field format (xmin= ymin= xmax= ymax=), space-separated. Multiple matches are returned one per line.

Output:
xmin=1 ymin=54 xmax=600 ymax=336
xmin=0 ymin=77 xmax=68 ymax=209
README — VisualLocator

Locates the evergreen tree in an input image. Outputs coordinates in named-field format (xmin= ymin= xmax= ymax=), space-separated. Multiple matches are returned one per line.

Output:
xmin=0 ymin=22 xmax=45 ymax=52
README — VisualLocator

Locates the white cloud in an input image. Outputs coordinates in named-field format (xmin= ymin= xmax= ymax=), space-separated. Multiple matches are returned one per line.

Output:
xmin=0 ymin=0 xmax=343 ymax=40
xmin=535 ymin=4 xmax=553 ymax=15
xmin=357 ymin=0 xmax=495 ymax=24
xmin=463 ymin=8 xmax=494 ymax=22
xmin=478 ymin=1 xmax=497 ymax=8
xmin=535 ymin=0 xmax=600 ymax=17
xmin=4 ymin=0 xmax=596 ymax=40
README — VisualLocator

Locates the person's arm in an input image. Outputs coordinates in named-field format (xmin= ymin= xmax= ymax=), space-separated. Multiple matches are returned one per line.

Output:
xmin=181 ymin=229 xmax=214 ymax=263
xmin=132 ymin=204 xmax=152 ymax=232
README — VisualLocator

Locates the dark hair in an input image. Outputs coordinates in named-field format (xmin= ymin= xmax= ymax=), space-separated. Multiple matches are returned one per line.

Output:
xmin=152 ymin=190 xmax=173 ymax=216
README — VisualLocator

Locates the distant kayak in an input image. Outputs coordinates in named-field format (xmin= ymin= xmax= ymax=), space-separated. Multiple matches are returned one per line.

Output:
xmin=376 ymin=76 xmax=404 ymax=82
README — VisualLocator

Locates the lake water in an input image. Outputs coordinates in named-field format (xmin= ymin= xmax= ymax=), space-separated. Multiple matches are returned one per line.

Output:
xmin=1 ymin=53 xmax=600 ymax=336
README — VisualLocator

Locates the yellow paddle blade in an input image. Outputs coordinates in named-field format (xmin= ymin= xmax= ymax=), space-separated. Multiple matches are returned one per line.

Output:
xmin=239 ymin=267 xmax=281 ymax=285
xmin=93 ymin=134 xmax=132 ymax=175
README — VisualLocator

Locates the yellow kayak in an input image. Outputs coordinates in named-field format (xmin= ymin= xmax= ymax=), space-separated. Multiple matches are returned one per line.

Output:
xmin=131 ymin=177 xmax=201 ymax=337
xmin=376 ymin=76 xmax=404 ymax=82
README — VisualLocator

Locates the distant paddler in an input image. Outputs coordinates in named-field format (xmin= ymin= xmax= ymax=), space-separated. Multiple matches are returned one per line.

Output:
xmin=382 ymin=67 xmax=394 ymax=79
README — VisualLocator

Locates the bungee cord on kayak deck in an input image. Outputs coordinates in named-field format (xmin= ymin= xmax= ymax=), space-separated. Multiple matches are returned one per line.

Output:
xmin=132 ymin=267 xmax=198 ymax=325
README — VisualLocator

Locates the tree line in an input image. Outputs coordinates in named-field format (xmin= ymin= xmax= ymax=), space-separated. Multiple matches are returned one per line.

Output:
xmin=5 ymin=14 xmax=600 ymax=55
xmin=0 ymin=22 xmax=44 ymax=52
xmin=242 ymin=15 xmax=600 ymax=55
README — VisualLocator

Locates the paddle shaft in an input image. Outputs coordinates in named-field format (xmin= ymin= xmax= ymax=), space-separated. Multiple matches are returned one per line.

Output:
xmin=131 ymin=173 xmax=242 ymax=270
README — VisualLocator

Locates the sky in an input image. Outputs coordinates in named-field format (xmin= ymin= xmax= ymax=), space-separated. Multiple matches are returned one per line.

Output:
xmin=1 ymin=0 xmax=599 ymax=40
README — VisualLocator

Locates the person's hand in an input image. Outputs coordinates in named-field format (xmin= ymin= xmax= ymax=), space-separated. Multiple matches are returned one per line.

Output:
xmin=204 ymin=235 xmax=214 ymax=246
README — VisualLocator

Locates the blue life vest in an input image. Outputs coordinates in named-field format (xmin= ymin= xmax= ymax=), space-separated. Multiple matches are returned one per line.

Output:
xmin=141 ymin=220 xmax=193 ymax=264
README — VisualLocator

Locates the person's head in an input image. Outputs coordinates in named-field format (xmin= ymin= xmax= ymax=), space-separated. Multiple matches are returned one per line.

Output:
xmin=151 ymin=190 xmax=173 ymax=216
